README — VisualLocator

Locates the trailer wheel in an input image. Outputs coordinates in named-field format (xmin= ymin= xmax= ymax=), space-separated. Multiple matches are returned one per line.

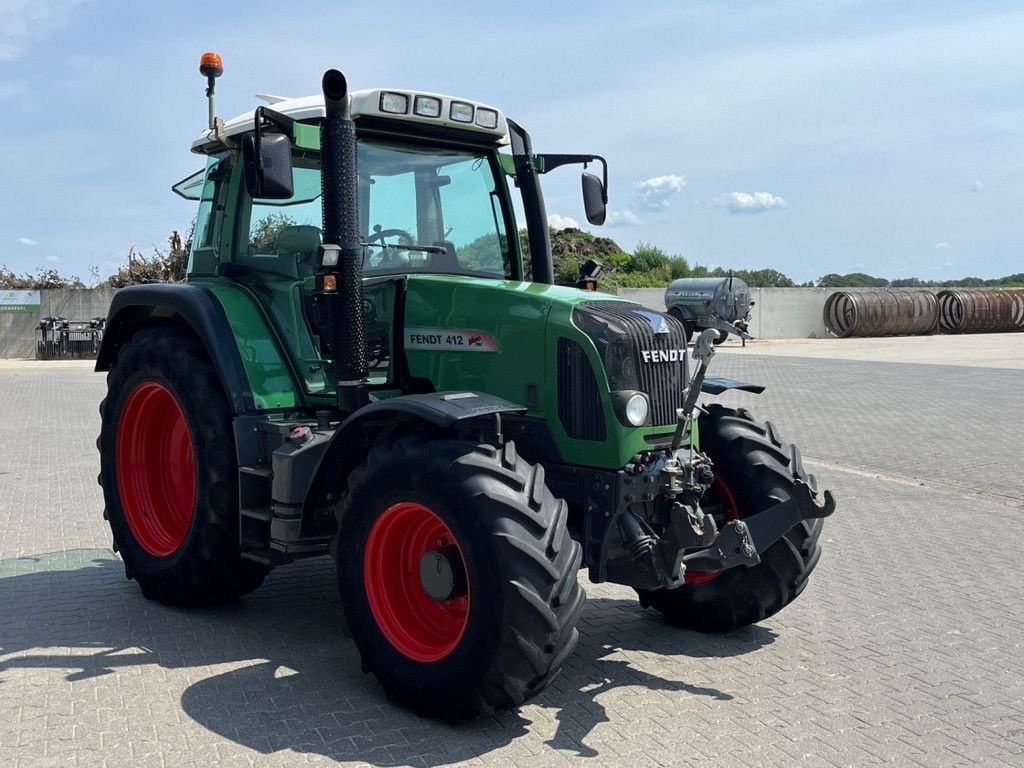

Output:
xmin=637 ymin=404 xmax=825 ymax=631
xmin=98 ymin=327 xmax=268 ymax=605
xmin=336 ymin=437 xmax=585 ymax=721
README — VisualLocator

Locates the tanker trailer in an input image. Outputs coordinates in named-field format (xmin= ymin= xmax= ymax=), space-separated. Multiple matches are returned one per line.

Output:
xmin=664 ymin=275 xmax=754 ymax=343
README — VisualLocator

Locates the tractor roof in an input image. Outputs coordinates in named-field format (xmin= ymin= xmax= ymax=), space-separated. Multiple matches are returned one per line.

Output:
xmin=192 ymin=89 xmax=509 ymax=153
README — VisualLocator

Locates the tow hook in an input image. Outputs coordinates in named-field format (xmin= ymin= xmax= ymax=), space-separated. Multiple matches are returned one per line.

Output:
xmin=670 ymin=500 xmax=718 ymax=549
xmin=681 ymin=520 xmax=760 ymax=573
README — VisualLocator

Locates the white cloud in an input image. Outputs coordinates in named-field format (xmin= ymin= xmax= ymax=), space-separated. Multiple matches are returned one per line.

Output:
xmin=0 ymin=0 xmax=83 ymax=62
xmin=605 ymin=210 xmax=642 ymax=227
xmin=971 ymin=180 xmax=984 ymax=193
xmin=711 ymin=192 xmax=788 ymax=214
xmin=547 ymin=213 xmax=579 ymax=230
xmin=933 ymin=242 xmax=954 ymax=250
xmin=45 ymin=255 xmax=59 ymax=262
xmin=17 ymin=237 xmax=37 ymax=246
xmin=635 ymin=175 xmax=687 ymax=212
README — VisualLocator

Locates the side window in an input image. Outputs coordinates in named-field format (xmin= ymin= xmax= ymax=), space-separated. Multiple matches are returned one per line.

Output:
xmin=365 ymin=171 xmax=427 ymax=269
xmin=239 ymin=164 xmax=323 ymax=278
xmin=367 ymin=173 xmax=418 ymax=236
xmin=186 ymin=154 xmax=231 ymax=276
xmin=438 ymin=158 xmax=508 ymax=277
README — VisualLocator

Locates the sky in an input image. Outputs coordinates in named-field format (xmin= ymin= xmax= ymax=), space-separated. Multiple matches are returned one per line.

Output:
xmin=1 ymin=0 xmax=1020 ymax=284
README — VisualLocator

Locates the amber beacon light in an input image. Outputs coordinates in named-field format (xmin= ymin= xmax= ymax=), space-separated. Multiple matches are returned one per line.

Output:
xmin=199 ymin=51 xmax=224 ymax=78
xmin=199 ymin=52 xmax=224 ymax=129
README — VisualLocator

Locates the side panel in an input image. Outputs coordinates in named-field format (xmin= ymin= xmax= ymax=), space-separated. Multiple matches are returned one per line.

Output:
xmin=402 ymin=277 xmax=555 ymax=412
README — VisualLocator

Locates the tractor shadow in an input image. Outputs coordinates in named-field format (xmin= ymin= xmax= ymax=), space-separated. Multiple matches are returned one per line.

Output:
xmin=0 ymin=550 xmax=774 ymax=764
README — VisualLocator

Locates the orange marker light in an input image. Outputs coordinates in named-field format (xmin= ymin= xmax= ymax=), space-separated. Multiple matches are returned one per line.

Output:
xmin=199 ymin=52 xmax=224 ymax=78
xmin=323 ymin=274 xmax=338 ymax=291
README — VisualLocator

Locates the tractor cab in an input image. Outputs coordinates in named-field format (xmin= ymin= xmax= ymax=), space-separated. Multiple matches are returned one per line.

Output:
xmin=173 ymin=84 xmax=604 ymax=400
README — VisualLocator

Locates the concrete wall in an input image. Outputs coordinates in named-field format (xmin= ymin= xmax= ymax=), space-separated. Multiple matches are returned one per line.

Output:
xmin=0 ymin=286 xmax=853 ymax=356
xmin=0 ymin=288 xmax=116 ymax=359
xmin=0 ymin=285 xmax=1000 ymax=356
xmin=620 ymin=286 xmax=833 ymax=339
xmin=747 ymin=287 xmax=832 ymax=339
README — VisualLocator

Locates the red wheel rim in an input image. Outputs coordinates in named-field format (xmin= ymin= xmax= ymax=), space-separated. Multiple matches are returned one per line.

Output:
xmin=686 ymin=474 xmax=740 ymax=585
xmin=363 ymin=501 xmax=470 ymax=662
xmin=116 ymin=381 xmax=196 ymax=557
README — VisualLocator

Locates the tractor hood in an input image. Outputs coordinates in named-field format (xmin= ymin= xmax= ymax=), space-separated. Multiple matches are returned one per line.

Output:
xmin=401 ymin=275 xmax=688 ymax=469
xmin=402 ymin=274 xmax=632 ymax=415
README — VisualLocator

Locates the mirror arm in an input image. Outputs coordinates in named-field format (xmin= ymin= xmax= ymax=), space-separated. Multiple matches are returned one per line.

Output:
xmin=255 ymin=106 xmax=296 ymax=138
xmin=537 ymin=154 xmax=608 ymax=202
xmin=253 ymin=106 xmax=296 ymax=162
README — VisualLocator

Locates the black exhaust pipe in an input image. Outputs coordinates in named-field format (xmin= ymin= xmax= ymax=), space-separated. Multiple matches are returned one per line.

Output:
xmin=317 ymin=68 xmax=368 ymax=415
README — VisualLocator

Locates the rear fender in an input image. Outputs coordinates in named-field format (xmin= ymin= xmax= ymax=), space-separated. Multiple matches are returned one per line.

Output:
xmin=95 ymin=284 xmax=256 ymax=413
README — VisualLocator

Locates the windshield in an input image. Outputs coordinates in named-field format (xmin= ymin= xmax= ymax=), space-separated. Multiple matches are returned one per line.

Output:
xmin=241 ymin=138 xmax=514 ymax=280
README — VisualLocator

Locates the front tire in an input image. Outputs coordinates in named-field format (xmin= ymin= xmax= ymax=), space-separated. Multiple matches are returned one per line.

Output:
xmin=98 ymin=327 xmax=268 ymax=605
xmin=336 ymin=437 xmax=585 ymax=721
xmin=638 ymin=404 xmax=825 ymax=632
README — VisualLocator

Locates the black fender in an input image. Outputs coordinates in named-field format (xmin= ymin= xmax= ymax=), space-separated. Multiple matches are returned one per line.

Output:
xmin=95 ymin=283 xmax=255 ymax=413
xmin=303 ymin=391 xmax=527 ymax=513
xmin=700 ymin=377 xmax=765 ymax=395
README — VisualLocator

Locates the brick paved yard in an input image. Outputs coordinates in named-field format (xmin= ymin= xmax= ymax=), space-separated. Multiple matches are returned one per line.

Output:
xmin=1 ymin=340 xmax=1022 ymax=767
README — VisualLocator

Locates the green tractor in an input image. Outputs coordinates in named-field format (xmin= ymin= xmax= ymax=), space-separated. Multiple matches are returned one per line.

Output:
xmin=96 ymin=55 xmax=835 ymax=721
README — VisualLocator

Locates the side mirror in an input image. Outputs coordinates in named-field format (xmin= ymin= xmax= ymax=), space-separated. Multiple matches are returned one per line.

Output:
xmin=242 ymin=132 xmax=293 ymax=199
xmin=582 ymin=172 xmax=606 ymax=225
xmin=242 ymin=107 xmax=294 ymax=199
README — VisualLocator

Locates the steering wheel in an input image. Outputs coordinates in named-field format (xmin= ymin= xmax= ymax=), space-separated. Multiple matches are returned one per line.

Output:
xmin=366 ymin=225 xmax=415 ymax=246
xmin=365 ymin=226 xmax=416 ymax=268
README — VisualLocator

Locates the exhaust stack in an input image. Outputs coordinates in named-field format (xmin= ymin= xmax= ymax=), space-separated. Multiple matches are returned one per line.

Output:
xmin=317 ymin=69 xmax=368 ymax=415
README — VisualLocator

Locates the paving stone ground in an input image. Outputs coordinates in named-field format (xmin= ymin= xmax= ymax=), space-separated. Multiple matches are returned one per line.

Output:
xmin=0 ymin=342 xmax=1022 ymax=767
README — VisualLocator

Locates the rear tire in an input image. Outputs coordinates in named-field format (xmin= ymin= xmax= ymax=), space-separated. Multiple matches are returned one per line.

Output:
xmin=98 ymin=327 xmax=268 ymax=605
xmin=637 ymin=404 xmax=825 ymax=632
xmin=336 ymin=436 xmax=585 ymax=721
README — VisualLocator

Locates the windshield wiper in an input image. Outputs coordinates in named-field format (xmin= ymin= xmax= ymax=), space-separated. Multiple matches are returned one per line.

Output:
xmin=362 ymin=241 xmax=446 ymax=254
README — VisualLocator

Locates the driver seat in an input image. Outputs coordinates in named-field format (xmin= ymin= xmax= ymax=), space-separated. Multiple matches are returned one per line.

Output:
xmin=277 ymin=225 xmax=322 ymax=277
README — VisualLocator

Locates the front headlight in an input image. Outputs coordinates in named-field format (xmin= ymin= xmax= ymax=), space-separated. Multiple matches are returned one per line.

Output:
xmin=609 ymin=391 xmax=652 ymax=427
xmin=625 ymin=393 xmax=650 ymax=426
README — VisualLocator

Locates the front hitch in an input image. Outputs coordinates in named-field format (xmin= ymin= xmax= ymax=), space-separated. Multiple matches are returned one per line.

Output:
xmin=681 ymin=479 xmax=836 ymax=574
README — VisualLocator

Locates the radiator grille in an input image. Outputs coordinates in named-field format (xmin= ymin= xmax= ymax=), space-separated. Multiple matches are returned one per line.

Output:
xmin=572 ymin=301 xmax=689 ymax=427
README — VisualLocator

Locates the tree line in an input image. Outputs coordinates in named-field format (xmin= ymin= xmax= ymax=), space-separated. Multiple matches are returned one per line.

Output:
xmin=541 ymin=229 xmax=1022 ymax=289
xmin=1 ymin=230 xmax=191 ymax=290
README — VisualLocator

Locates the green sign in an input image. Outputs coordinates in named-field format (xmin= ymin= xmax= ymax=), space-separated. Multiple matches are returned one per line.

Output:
xmin=0 ymin=290 xmax=41 ymax=313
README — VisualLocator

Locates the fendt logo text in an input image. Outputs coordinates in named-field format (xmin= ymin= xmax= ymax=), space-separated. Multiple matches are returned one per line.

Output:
xmin=640 ymin=349 xmax=686 ymax=363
